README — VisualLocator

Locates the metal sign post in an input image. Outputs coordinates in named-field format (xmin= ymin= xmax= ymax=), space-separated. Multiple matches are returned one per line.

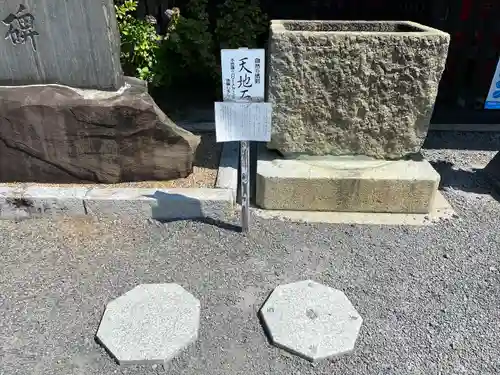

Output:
xmin=218 ymin=48 xmax=267 ymax=233
xmin=240 ymin=139 xmax=250 ymax=232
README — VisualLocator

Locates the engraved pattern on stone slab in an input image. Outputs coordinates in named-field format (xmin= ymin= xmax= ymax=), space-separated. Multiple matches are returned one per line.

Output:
xmin=2 ymin=4 xmax=39 ymax=51
xmin=0 ymin=80 xmax=200 ymax=183
xmin=96 ymin=284 xmax=201 ymax=365
xmin=0 ymin=0 xmax=123 ymax=90
xmin=260 ymin=280 xmax=363 ymax=362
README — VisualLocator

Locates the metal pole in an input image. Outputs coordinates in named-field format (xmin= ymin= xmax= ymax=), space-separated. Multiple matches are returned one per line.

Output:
xmin=240 ymin=140 xmax=250 ymax=233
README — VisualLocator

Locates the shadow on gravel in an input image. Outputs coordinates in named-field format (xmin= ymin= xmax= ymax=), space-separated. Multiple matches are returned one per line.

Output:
xmin=159 ymin=216 xmax=242 ymax=233
xmin=424 ymin=131 xmax=500 ymax=151
xmin=147 ymin=191 xmax=242 ymax=233
xmin=431 ymin=160 xmax=500 ymax=201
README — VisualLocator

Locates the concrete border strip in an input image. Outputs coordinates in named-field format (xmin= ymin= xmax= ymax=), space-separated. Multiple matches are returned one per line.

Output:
xmin=215 ymin=141 xmax=239 ymax=200
xmin=0 ymin=186 xmax=234 ymax=220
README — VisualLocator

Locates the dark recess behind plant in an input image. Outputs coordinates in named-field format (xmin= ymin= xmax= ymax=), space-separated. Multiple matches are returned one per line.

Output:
xmin=114 ymin=0 xmax=267 ymax=101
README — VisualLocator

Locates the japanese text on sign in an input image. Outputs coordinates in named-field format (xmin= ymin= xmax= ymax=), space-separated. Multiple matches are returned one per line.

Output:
xmin=221 ymin=48 xmax=265 ymax=102
xmin=214 ymin=102 xmax=272 ymax=143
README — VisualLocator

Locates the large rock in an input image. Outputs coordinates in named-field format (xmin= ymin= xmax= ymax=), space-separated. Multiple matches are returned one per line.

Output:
xmin=0 ymin=78 xmax=200 ymax=183
xmin=0 ymin=0 xmax=123 ymax=90
xmin=267 ymin=20 xmax=450 ymax=159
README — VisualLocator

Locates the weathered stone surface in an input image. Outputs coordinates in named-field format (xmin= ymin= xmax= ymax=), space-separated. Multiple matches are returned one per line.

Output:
xmin=484 ymin=152 xmax=500 ymax=193
xmin=256 ymin=148 xmax=440 ymax=213
xmin=260 ymin=280 xmax=363 ymax=362
xmin=0 ymin=78 xmax=200 ymax=183
xmin=267 ymin=20 xmax=450 ymax=159
xmin=0 ymin=0 xmax=123 ymax=90
xmin=96 ymin=284 xmax=200 ymax=365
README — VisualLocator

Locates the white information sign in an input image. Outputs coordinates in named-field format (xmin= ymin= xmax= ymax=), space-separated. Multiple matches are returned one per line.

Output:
xmin=214 ymin=102 xmax=272 ymax=143
xmin=221 ymin=48 xmax=265 ymax=101
xmin=218 ymin=47 xmax=268 ymax=234
xmin=485 ymin=58 xmax=500 ymax=109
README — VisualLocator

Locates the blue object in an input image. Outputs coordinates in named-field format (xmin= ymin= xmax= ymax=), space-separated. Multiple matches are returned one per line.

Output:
xmin=485 ymin=101 xmax=500 ymax=109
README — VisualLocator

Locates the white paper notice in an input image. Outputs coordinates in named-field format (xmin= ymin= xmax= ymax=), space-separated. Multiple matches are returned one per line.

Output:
xmin=215 ymin=102 xmax=272 ymax=142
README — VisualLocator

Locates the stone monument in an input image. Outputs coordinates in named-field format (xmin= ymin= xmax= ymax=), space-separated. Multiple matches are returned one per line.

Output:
xmin=257 ymin=20 xmax=450 ymax=213
xmin=0 ymin=1 xmax=200 ymax=183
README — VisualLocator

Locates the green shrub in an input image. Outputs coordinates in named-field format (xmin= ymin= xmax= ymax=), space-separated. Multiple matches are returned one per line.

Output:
xmin=114 ymin=0 xmax=162 ymax=83
xmin=215 ymin=0 xmax=267 ymax=49
xmin=154 ymin=0 xmax=218 ymax=88
xmin=114 ymin=0 xmax=268 ymax=93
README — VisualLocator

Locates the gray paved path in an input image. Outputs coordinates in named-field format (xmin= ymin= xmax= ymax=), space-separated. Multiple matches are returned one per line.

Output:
xmin=1 ymin=131 xmax=500 ymax=375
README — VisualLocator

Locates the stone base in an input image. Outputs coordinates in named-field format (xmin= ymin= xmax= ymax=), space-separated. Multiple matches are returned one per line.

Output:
xmin=256 ymin=149 xmax=440 ymax=214
xmin=0 ymin=77 xmax=200 ymax=183
xmin=96 ymin=284 xmax=200 ymax=365
xmin=484 ymin=152 xmax=500 ymax=193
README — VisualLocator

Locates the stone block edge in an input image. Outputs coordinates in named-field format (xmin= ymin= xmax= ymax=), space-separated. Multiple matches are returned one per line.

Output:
xmin=0 ymin=186 xmax=235 ymax=220
xmin=215 ymin=141 xmax=239 ymax=200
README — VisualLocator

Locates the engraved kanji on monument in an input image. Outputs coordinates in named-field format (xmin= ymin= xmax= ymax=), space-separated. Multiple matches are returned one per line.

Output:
xmin=0 ymin=1 xmax=123 ymax=90
xmin=3 ymin=4 xmax=39 ymax=51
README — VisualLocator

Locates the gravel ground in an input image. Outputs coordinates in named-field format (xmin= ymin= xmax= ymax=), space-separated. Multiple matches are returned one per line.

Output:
xmin=1 ymin=131 xmax=500 ymax=375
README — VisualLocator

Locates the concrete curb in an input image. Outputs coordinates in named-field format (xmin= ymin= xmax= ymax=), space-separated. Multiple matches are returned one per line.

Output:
xmin=0 ymin=131 xmax=242 ymax=221
xmin=0 ymin=186 xmax=234 ymax=220
xmin=215 ymin=141 xmax=239 ymax=200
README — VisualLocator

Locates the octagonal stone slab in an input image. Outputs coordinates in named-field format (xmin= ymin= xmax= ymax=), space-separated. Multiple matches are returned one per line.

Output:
xmin=96 ymin=283 xmax=200 ymax=365
xmin=260 ymin=280 xmax=362 ymax=362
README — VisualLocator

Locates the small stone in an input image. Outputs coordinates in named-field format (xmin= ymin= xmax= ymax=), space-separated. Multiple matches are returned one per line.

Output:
xmin=96 ymin=283 xmax=200 ymax=365
xmin=260 ymin=280 xmax=363 ymax=362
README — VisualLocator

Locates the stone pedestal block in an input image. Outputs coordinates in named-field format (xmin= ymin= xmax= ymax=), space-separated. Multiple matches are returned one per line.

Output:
xmin=260 ymin=280 xmax=362 ymax=362
xmin=0 ymin=78 xmax=200 ymax=183
xmin=256 ymin=149 xmax=440 ymax=213
xmin=267 ymin=20 xmax=450 ymax=159
xmin=96 ymin=284 xmax=200 ymax=365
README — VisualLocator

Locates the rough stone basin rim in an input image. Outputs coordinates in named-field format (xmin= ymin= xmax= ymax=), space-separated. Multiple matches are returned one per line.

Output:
xmin=270 ymin=20 xmax=445 ymax=34
xmin=267 ymin=20 xmax=450 ymax=159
